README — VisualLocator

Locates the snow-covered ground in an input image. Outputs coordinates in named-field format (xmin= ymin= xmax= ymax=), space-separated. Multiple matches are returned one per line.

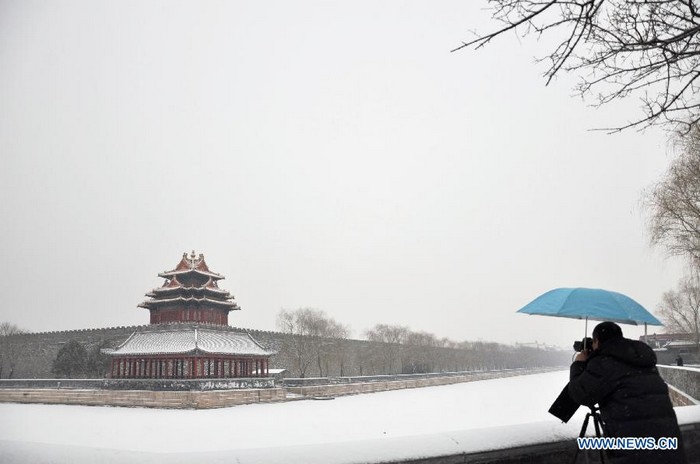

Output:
xmin=1 ymin=370 xmax=698 ymax=464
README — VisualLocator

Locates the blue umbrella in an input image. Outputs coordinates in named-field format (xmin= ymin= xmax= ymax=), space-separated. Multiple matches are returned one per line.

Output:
xmin=517 ymin=288 xmax=663 ymax=344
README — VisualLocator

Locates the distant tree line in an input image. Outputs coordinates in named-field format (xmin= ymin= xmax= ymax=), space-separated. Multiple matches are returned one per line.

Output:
xmin=276 ymin=308 xmax=568 ymax=378
xmin=0 ymin=315 xmax=568 ymax=379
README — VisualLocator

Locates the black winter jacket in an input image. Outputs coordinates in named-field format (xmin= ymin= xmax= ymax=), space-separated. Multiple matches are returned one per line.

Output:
xmin=568 ymin=337 xmax=685 ymax=464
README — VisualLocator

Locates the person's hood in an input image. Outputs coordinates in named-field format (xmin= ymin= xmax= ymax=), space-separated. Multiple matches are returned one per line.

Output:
xmin=596 ymin=337 xmax=657 ymax=367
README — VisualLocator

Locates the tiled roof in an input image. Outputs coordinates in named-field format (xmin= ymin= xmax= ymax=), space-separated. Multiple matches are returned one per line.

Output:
xmin=105 ymin=327 xmax=275 ymax=356
xmin=160 ymin=252 xmax=225 ymax=280
xmin=159 ymin=268 xmax=224 ymax=280
xmin=138 ymin=296 xmax=240 ymax=309
xmin=147 ymin=286 xmax=230 ymax=296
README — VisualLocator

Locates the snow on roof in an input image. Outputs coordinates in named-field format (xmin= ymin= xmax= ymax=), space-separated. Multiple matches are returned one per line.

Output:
xmin=666 ymin=340 xmax=697 ymax=348
xmin=158 ymin=252 xmax=225 ymax=280
xmin=158 ymin=268 xmax=224 ymax=280
xmin=137 ymin=296 xmax=239 ymax=309
xmin=148 ymin=285 xmax=229 ymax=295
xmin=107 ymin=327 xmax=275 ymax=356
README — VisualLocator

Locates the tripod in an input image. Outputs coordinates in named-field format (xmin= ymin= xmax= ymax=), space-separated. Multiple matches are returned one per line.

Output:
xmin=572 ymin=407 xmax=606 ymax=464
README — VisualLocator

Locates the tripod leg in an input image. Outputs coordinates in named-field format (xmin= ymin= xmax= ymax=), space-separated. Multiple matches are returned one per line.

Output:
xmin=572 ymin=413 xmax=592 ymax=464
xmin=579 ymin=413 xmax=591 ymax=437
xmin=592 ymin=414 xmax=605 ymax=464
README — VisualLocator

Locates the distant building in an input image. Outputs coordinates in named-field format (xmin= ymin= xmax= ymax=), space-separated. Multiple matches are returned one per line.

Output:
xmin=104 ymin=252 xmax=275 ymax=379
xmin=642 ymin=332 xmax=699 ymax=364
xmin=642 ymin=332 xmax=697 ymax=350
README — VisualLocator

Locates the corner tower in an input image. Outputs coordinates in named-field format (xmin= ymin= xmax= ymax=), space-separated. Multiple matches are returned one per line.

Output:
xmin=104 ymin=252 xmax=275 ymax=379
xmin=139 ymin=251 xmax=240 ymax=325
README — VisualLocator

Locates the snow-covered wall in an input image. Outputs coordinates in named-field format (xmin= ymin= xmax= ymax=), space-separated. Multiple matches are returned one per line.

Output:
xmin=1 ymin=325 xmax=570 ymax=379
xmin=659 ymin=365 xmax=700 ymax=404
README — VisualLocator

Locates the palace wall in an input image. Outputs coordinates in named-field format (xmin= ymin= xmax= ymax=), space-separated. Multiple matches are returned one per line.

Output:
xmin=1 ymin=326 xmax=143 ymax=379
xmin=1 ymin=325 xmax=570 ymax=379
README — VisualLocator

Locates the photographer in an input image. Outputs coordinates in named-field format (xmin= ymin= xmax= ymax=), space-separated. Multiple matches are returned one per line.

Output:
xmin=568 ymin=321 xmax=686 ymax=463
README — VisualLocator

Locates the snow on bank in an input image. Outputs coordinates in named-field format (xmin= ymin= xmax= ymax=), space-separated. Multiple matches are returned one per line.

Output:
xmin=1 ymin=370 xmax=698 ymax=464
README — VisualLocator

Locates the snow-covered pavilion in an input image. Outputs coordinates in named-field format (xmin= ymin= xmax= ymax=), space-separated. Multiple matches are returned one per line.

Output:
xmin=104 ymin=252 xmax=275 ymax=379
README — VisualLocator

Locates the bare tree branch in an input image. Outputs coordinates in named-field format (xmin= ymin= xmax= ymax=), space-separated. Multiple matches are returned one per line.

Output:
xmin=457 ymin=0 xmax=700 ymax=131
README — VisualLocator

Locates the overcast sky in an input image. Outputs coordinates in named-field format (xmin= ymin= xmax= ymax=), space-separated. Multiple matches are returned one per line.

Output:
xmin=0 ymin=1 xmax=687 ymax=348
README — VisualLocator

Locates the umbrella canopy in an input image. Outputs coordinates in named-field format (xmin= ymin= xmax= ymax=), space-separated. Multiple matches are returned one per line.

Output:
xmin=517 ymin=288 xmax=663 ymax=326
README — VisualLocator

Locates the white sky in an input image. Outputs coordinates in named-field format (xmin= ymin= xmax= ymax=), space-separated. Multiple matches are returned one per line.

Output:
xmin=0 ymin=1 xmax=687 ymax=348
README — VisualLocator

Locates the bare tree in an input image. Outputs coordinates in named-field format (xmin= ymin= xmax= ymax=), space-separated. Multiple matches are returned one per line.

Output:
xmin=403 ymin=330 xmax=440 ymax=373
xmin=325 ymin=321 xmax=351 ymax=376
xmin=0 ymin=322 xmax=25 ymax=379
xmin=646 ymin=126 xmax=700 ymax=262
xmin=365 ymin=324 xmax=409 ymax=374
xmin=456 ymin=1 xmax=700 ymax=131
xmin=276 ymin=308 xmax=350 ymax=377
xmin=659 ymin=276 xmax=700 ymax=348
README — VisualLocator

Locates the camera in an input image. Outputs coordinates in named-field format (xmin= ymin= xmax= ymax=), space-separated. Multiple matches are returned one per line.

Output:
xmin=573 ymin=337 xmax=593 ymax=353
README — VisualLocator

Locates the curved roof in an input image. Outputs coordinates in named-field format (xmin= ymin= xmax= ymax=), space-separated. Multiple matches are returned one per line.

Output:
xmin=158 ymin=252 xmax=224 ymax=281
xmin=104 ymin=327 xmax=275 ymax=357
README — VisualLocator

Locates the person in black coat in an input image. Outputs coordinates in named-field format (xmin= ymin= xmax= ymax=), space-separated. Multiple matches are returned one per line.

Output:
xmin=568 ymin=321 xmax=686 ymax=464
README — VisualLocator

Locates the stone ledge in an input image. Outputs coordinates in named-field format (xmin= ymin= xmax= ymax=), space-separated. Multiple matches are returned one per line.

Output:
xmin=0 ymin=387 xmax=287 ymax=409
xmin=284 ymin=368 xmax=557 ymax=399
xmin=394 ymin=422 xmax=700 ymax=464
